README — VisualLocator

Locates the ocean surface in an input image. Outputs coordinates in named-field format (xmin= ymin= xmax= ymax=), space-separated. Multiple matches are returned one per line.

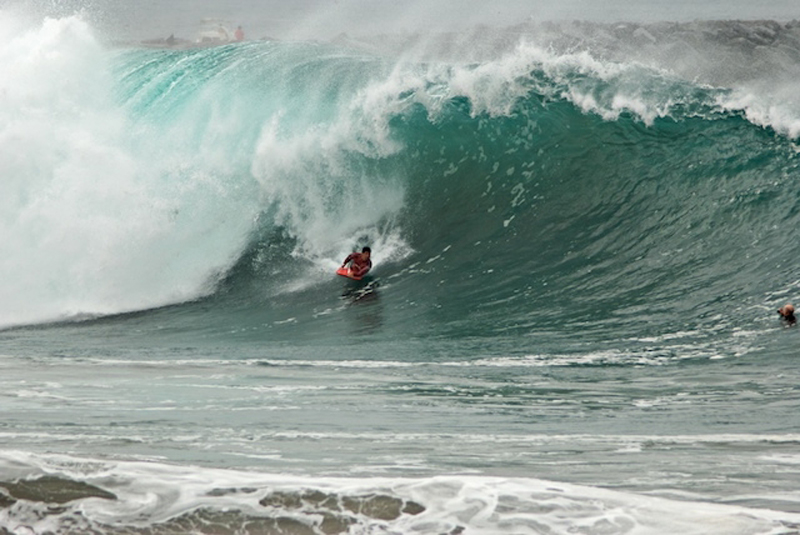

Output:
xmin=2 ymin=3 xmax=800 ymax=533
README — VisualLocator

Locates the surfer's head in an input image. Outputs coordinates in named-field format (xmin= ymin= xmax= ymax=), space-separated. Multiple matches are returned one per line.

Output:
xmin=779 ymin=303 xmax=794 ymax=317
xmin=361 ymin=246 xmax=371 ymax=259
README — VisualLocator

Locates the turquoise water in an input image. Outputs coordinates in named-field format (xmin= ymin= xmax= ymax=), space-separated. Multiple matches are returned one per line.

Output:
xmin=2 ymin=11 xmax=800 ymax=534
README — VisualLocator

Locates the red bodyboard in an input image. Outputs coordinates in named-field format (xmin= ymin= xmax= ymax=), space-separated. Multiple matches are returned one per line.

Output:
xmin=336 ymin=266 xmax=362 ymax=280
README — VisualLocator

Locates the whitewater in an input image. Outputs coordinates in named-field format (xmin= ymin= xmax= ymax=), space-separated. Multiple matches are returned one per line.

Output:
xmin=2 ymin=3 xmax=800 ymax=534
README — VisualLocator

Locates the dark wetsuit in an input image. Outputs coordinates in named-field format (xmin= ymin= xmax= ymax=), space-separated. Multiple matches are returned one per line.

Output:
xmin=343 ymin=253 xmax=372 ymax=278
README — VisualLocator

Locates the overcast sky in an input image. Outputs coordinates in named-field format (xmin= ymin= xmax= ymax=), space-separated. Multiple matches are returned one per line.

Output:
xmin=9 ymin=0 xmax=800 ymax=42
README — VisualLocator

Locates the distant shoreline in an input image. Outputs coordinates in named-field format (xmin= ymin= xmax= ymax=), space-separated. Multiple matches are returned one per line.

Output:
xmin=111 ymin=18 xmax=800 ymax=53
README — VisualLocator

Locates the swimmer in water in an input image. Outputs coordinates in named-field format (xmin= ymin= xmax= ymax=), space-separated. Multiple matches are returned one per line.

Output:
xmin=778 ymin=303 xmax=796 ymax=325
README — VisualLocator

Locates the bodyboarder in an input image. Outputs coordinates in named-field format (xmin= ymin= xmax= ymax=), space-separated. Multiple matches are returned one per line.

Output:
xmin=340 ymin=247 xmax=372 ymax=279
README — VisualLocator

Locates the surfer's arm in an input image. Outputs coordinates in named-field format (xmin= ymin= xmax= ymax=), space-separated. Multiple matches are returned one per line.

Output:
xmin=341 ymin=253 xmax=356 ymax=267
xmin=350 ymin=261 xmax=371 ymax=278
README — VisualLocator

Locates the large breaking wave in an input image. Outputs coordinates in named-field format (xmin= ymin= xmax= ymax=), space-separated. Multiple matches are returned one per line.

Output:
xmin=1 ymin=12 xmax=799 ymax=341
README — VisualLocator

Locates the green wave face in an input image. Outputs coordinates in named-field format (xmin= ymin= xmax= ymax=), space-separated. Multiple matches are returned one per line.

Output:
xmin=4 ymin=26 xmax=800 ymax=349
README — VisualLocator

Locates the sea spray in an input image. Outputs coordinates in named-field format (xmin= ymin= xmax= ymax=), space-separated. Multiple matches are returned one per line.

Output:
xmin=0 ymin=15 xmax=261 ymax=327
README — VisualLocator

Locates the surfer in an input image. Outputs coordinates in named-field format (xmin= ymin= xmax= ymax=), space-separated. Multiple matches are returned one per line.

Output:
xmin=778 ymin=303 xmax=796 ymax=325
xmin=341 ymin=247 xmax=372 ymax=279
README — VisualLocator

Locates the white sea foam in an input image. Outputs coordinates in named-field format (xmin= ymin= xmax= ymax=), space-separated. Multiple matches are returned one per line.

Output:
xmin=0 ymin=13 xmax=261 ymax=329
xmin=9 ymin=349 xmax=715 ymax=370
xmin=1 ymin=451 xmax=799 ymax=535
xmin=381 ymin=33 xmax=800 ymax=138
xmin=720 ymin=87 xmax=800 ymax=139
xmin=250 ymin=79 xmax=413 ymax=275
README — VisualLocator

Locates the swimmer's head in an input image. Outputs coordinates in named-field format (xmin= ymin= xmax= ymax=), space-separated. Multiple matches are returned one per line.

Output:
xmin=779 ymin=304 xmax=794 ymax=317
